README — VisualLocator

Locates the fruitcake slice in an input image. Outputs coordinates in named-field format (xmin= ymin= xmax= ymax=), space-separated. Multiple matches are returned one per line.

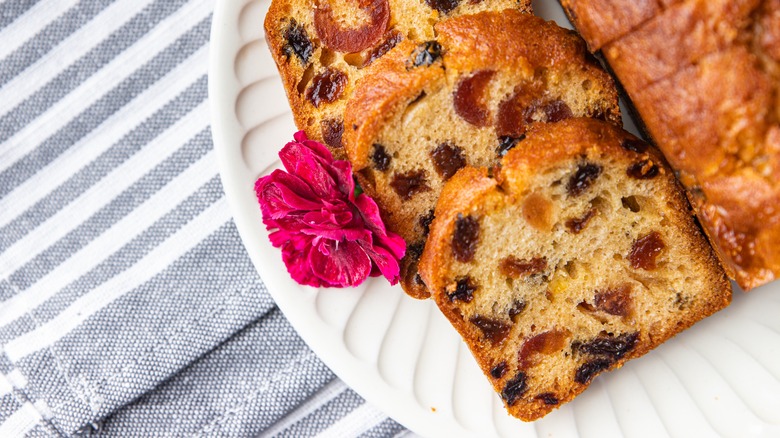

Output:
xmin=263 ymin=0 xmax=532 ymax=156
xmin=343 ymin=10 xmax=622 ymax=298
xmin=418 ymin=118 xmax=731 ymax=421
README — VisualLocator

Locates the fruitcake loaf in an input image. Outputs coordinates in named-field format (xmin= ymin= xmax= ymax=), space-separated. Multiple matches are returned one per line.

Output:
xmin=263 ymin=0 xmax=532 ymax=156
xmin=418 ymin=118 xmax=732 ymax=421
xmin=561 ymin=0 xmax=780 ymax=289
xmin=342 ymin=10 xmax=622 ymax=298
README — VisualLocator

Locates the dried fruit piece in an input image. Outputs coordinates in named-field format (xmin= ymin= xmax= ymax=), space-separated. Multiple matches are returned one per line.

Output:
xmin=470 ymin=315 xmax=512 ymax=344
xmin=574 ymin=358 xmax=611 ymax=384
xmin=419 ymin=209 xmax=435 ymax=236
xmin=519 ymin=329 xmax=570 ymax=368
xmin=594 ymin=284 xmax=632 ymax=317
xmin=313 ymin=0 xmax=390 ymax=53
xmin=453 ymin=70 xmax=495 ymax=127
xmin=508 ymin=300 xmax=526 ymax=320
xmin=575 ymin=332 xmax=639 ymax=360
xmin=496 ymin=82 xmax=544 ymax=137
xmin=305 ymin=68 xmax=347 ymax=107
xmin=496 ymin=135 xmax=523 ymax=157
xmin=491 ymin=362 xmax=507 ymax=379
xmin=620 ymin=138 xmax=649 ymax=154
xmin=431 ymin=142 xmax=466 ymax=180
xmin=391 ymin=170 xmax=430 ymax=200
xmin=371 ymin=144 xmax=391 ymax=171
xmin=565 ymin=207 xmax=597 ymax=234
xmin=283 ymin=19 xmax=313 ymax=64
xmin=539 ymin=99 xmax=573 ymax=123
xmin=500 ymin=256 xmax=547 ymax=278
xmin=448 ymin=276 xmax=477 ymax=302
xmin=321 ymin=119 xmax=344 ymax=148
xmin=629 ymin=231 xmax=665 ymax=270
xmin=452 ymin=214 xmax=480 ymax=262
xmin=567 ymin=163 xmax=602 ymax=197
xmin=425 ymin=0 xmax=460 ymax=14
xmin=627 ymin=159 xmax=661 ymax=179
xmin=363 ymin=30 xmax=402 ymax=67
xmin=502 ymin=373 xmax=528 ymax=406
xmin=522 ymin=192 xmax=553 ymax=231
xmin=411 ymin=41 xmax=442 ymax=67
xmin=535 ymin=393 xmax=559 ymax=405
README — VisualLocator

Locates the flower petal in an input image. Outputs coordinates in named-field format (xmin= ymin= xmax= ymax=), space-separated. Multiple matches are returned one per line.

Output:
xmin=309 ymin=239 xmax=372 ymax=287
xmin=358 ymin=239 xmax=401 ymax=285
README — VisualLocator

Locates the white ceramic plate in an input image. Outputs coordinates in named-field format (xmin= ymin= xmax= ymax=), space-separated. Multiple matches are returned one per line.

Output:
xmin=209 ymin=1 xmax=780 ymax=436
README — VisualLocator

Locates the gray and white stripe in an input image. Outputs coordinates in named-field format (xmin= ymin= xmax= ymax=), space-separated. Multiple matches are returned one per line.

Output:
xmin=0 ymin=0 xmax=407 ymax=436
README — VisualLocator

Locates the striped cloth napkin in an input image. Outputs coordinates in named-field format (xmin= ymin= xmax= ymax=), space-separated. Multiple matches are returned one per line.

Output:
xmin=0 ymin=0 xmax=410 ymax=436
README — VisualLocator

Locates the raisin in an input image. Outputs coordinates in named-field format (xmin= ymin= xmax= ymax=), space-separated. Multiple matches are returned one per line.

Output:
xmin=321 ymin=119 xmax=344 ymax=149
xmin=621 ymin=138 xmax=649 ymax=154
xmin=508 ymin=300 xmax=526 ymax=320
xmin=452 ymin=214 xmax=479 ymax=262
xmin=470 ymin=315 xmax=512 ymax=344
xmin=363 ymin=30 xmax=402 ymax=67
xmin=540 ymin=99 xmax=573 ymax=123
xmin=576 ymin=332 xmax=639 ymax=360
xmin=496 ymin=135 xmax=524 ymax=157
xmin=411 ymin=41 xmax=442 ymax=67
xmin=453 ymin=70 xmax=495 ymax=126
xmin=448 ymin=276 xmax=477 ymax=303
xmin=565 ymin=208 xmax=597 ymax=234
xmin=390 ymin=170 xmax=430 ymax=200
xmin=594 ymin=284 xmax=632 ymax=317
xmin=283 ymin=19 xmax=313 ymax=64
xmin=491 ymin=362 xmax=507 ymax=379
xmin=535 ymin=393 xmax=559 ymax=405
xmin=575 ymin=358 xmax=612 ymax=384
xmin=425 ymin=0 xmax=460 ymax=14
xmin=499 ymin=256 xmax=547 ymax=278
xmin=431 ymin=142 xmax=466 ymax=180
xmin=567 ymin=163 xmax=602 ymax=197
xmin=313 ymin=0 xmax=390 ymax=53
xmin=501 ymin=373 xmax=528 ymax=406
xmin=627 ymin=159 xmax=661 ymax=179
xmin=406 ymin=242 xmax=424 ymax=261
xmin=519 ymin=329 xmax=569 ymax=369
xmin=305 ymin=68 xmax=347 ymax=108
xmin=419 ymin=210 xmax=435 ymax=236
xmin=371 ymin=144 xmax=391 ymax=171
xmin=629 ymin=231 xmax=665 ymax=270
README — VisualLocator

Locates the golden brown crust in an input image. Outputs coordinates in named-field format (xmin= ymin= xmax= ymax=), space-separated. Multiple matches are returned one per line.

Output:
xmin=420 ymin=118 xmax=731 ymax=421
xmin=560 ymin=0 xmax=661 ymax=51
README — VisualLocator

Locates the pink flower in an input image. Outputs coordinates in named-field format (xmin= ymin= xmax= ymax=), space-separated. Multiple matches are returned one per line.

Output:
xmin=255 ymin=131 xmax=406 ymax=288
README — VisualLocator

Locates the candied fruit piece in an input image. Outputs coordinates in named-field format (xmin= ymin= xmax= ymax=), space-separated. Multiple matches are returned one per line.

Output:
xmin=390 ymin=170 xmax=429 ymax=200
xmin=371 ymin=144 xmax=391 ymax=171
xmin=313 ymin=0 xmax=389 ymax=53
xmin=501 ymin=373 xmax=528 ymax=406
xmin=305 ymin=68 xmax=347 ymax=107
xmin=452 ymin=214 xmax=480 ymax=262
xmin=431 ymin=143 xmax=466 ymax=180
xmin=491 ymin=362 xmax=507 ymax=379
xmin=321 ymin=119 xmax=344 ymax=149
xmin=575 ymin=332 xmax=639 ymax=360
xmin=411 ymin=41 xmax=442 ymax=67
xmin=620 ymin=138 xmax=649 ymax=154
xmin=453 ymin=70 xmax=495 ymax=127
xmin=629 ymin=231 xmax=665 ymax=270
xmin=575 ymin=358 xmax=611 ymax=384
xmin=519 ymin=329 xmax=570 ymax=369
xmin=595 ymin=284 xmax=633 ymax=317
xmin=567 ymin=163 xmax=602 ymax=197
xmin=535 ymin=393 xmax=559 ymax=405
xmin=539 ymin=99 xmax=573 ymax=123
xmin=425 ymin=0 xmax=460 ymax=14
xmin=565 ymin=207 xmax=597 ymax=234
xmin=627 ymin=159 xmax=661 ymax=179
xmin=496 ymin=82 xmax=544 ymax=137
xmin=283 ymin=19 xmax=313 ymax=64
xmin=363 ymin=30 xmax=402 ymax=67
xmin=522 ymin=192 xmax=554 ymax=231
xmin=500 ymin=256 xmax=547 ymax=278
xmin=448 ymin=276 xmax=477 ymax=303
xmin=470 ymin=315 xmax=512 ymax=345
